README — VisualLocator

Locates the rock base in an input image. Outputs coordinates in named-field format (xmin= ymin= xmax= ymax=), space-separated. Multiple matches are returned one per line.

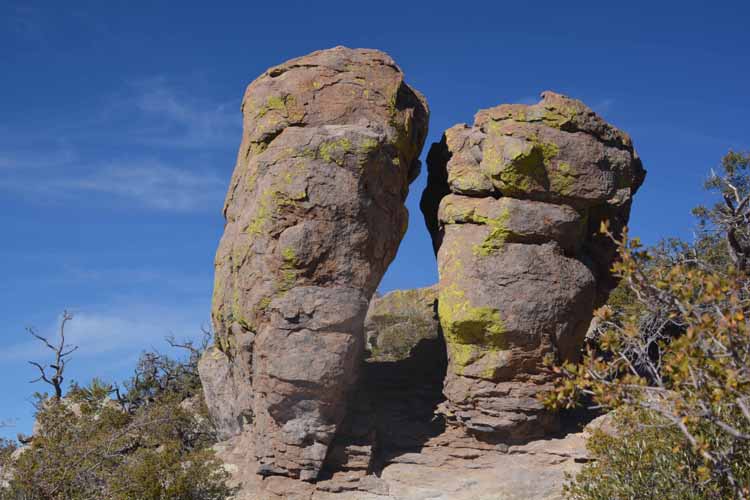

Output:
xmin=215 ymin=327 xmax=600 ymax=499
xmin=216 ymin=423 xmax=594 ymax=500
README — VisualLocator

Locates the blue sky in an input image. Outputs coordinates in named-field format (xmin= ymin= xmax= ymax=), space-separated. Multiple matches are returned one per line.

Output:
xmin=1 ymin=1 xmax=748 ymax=437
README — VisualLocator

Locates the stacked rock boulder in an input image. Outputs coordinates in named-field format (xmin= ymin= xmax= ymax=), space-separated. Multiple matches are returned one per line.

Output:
xmin=199 ymin=46 xmax=429 ymax=481
xmin=421 ymin=92 xmax=645 ymax=441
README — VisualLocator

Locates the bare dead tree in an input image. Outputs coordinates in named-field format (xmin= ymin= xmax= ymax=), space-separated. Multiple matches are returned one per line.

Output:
xmin=694 ymin=151 xmax=750 ymax=274
xmin=714 ymin=172 xmax=750 ymax=272
xmin=27 ymin=311 xmax=78 ymax=400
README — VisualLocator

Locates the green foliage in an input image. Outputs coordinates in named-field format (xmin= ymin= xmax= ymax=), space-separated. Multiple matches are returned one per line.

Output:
xmin=566 ymin=409 xmax=713 ymax=500
xmin=544 ymin=150 xmax=750 ymax=499
xmin=1 ymin=334 xmax=234 ymax=500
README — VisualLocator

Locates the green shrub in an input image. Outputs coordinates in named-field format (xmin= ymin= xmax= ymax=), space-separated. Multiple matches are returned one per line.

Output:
xmin=545 ymin=151 xmax=750 ymax=499
xmin=566 ymin=409 xmax=717 ymax=500
xmin=1 ymin=336 xmax=234 ymax=500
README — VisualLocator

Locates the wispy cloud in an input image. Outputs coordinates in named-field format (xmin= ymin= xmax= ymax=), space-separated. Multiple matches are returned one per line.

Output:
xmin=0 ymin=303 xmax=210 ymax=363
xmin=592 ymin=98 xmax=616 ymax=115
xmin=0 ymin=146 xmax=78 ymax=170
xmin=63 ymin=161 xmax=226 ymax=212
xmin=123 ymin=77 xmax=239 ymax=149
xmin=0 ymin=158 xmax=226 ymax=212
xmin=0 ymin=77 xmax=237 ymax=212
xmin=52 ymin=265 xmax=210 ymax=294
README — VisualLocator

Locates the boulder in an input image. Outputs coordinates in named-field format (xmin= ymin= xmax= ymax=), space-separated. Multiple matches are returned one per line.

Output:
xmin=364 ymin=285 xmax=441 ymax=362
xmin=421 ymin=91 xmax=644 ymax=441
xmin=201 ymin=46 xmax=429 ymax=480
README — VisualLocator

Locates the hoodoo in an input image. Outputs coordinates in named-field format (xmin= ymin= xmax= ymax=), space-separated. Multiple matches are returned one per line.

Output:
xmin=199 ymin=46 xmax=429 ymax=480
xmin=421 ymin=92 xmax=645 ymax=441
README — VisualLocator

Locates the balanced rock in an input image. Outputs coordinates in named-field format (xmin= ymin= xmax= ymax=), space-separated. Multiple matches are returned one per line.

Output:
xmin=421 ymin=91 xmax=644 ymax=441
xmin=200 ymin=46 xmax=429 ymax=480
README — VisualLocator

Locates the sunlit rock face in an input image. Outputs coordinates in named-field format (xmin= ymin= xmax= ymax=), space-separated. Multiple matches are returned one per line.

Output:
xmin=421 ymin=91 xmax=645 ymax=442
xmin=198 ymin=46 xmax=429 ymax=481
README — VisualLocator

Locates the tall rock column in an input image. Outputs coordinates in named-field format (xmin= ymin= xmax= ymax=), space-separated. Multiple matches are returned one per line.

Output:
xmin=200 ymin=47 xmax=429 ymax=480
xmin=421 ymin=92 xmax=645 ymax=442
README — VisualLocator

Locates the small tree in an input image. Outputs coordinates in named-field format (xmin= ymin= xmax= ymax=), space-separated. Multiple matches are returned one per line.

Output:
xmin=694 ymin=151 xmax=750 ymax=273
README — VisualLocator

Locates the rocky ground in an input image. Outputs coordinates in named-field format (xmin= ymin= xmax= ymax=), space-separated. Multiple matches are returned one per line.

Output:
xmin=214 ymin=287 xmax=602 ymax=499
xmin=217 ymin=423 xmax=595 ymax=500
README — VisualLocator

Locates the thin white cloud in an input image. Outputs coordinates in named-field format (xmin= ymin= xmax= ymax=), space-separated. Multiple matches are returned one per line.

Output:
xmin=0 ymin=76 xmax=235 ymax=212
xmin=0 ymin=158 xmax=226 ymax=212
xmin=64 ymin=161 xmax=226 ymax=212
xmin=0 ymin=146 xmax=78 ymax=170
xmin=593 ymin=98 xmax=616 ymax=115
xmin=1 ymin=303 xmax=210 ymax=363
xmin=53 ymin=266 xmax=209 ymax=294
xmin=125 ymin=77 xmax=239 ymax=149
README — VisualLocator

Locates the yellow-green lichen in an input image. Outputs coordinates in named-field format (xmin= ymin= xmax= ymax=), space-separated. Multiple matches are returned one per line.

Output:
xmin=537 ymin=139 xmax=560 ymax=166
xmin=449 ymin=171 xmax=491 ymax=193
xmin=281 ymin=247 xmax=296 ymax=264
xmin=257 ymin=296 xmax=272 ymax=311
xmin=278 ymin=268 xmax=298 ymax=292
xmin=550 ymin=161 xmax=577 ymax=195
xmin=449 ymin=342 xmax=481 ymax=370
xmin=245 ymin=189 xmax=273 ymax=236
xmin=473 ymin=209 xmax=512 ymax=256
xmin=482 ymin=137 xmax=542 ymax=193
xmin=318 ymin=137 xmax=352 ymax=166
xmin=249 ymin=142 xmax=268 ymax=156
xmin=244 ymin=176 xmax=306 ymax=236
xmin=359 ymin=137 xmax=379 ymax=154
xmin=438 ymin=284 xmax=506 ymax=352
xmin=441 ymin=200 xmax=513 ymax=256
xmin=254 ymin=94 xmax=303 ymax=122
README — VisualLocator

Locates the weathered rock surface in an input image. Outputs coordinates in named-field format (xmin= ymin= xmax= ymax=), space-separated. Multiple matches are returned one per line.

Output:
xmin=213 ymin=286 xmax=606 ymax=499
xmin=364 ymin=285 xmax=441 ymax=362
xmin=216 ymin=418 xmax=600 ymax=500
xmin=199 ymin=46 xmax=429 ymax=480
xmin=421 ymin=91 xmax=645 ymax=442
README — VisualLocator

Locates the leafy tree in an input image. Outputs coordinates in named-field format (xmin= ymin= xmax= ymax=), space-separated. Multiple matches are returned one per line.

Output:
xmin=546 ymin=151 xmax=750 ymax=499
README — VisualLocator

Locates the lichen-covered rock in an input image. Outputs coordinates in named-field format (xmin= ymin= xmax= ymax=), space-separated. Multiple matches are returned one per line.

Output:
xmin=200 ymin=47 xmax=428 ymax=481
xmin=364 ymin=285 xmax=440 ymax=362
xmin=421 ymin=91 xmax=644 ymax=441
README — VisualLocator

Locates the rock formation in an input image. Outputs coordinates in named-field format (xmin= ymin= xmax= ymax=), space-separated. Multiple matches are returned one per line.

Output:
xmin=364 ymin=285 xmax=442 ymax=363
xmin=199 ymin=46 xmax=429 ymax=481
xmin=216 ymin=417 xmax=601 ymax=500
xmin=212 ymin=286 xmax=615 ymax=499
xmin=421 ymin=91 xmax=645 ymax=441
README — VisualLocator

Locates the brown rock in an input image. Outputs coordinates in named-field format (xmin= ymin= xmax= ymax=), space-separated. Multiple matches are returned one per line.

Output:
xmin=201 ymin=46 xmax=428 ymax=480
xmin=216 ymin=420 xmax=595 ymax=500
xmin=422 ymin=91 xmax=644 ymax=441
